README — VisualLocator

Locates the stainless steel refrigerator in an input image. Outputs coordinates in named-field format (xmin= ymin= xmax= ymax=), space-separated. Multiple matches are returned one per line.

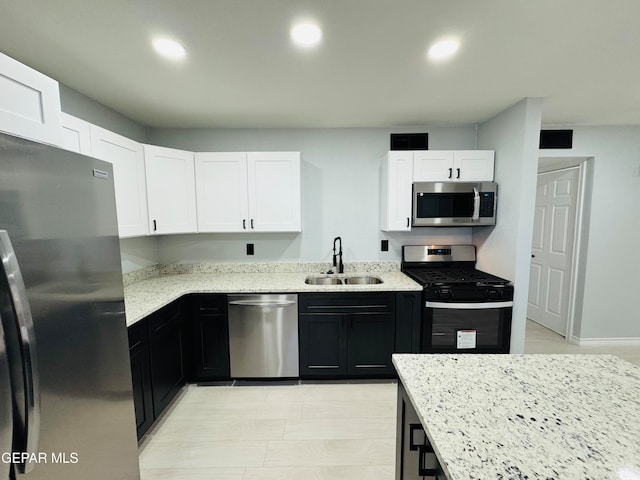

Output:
xmin=0 ymin=132 xmax=140 ymax=479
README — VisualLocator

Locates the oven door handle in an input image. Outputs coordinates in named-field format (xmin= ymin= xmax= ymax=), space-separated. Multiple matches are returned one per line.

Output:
xmin=425 ymin=301 xmax=513 ymax=309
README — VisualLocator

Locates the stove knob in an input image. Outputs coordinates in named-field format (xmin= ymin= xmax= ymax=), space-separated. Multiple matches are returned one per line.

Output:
xmin=488 ymin=289 xmax=500 ymax=300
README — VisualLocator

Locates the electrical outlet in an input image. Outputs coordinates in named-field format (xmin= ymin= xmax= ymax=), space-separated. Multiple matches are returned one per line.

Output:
xmin=381 ymin=239 xmax=389 ymax=252
xmin=246 ymin=243 xmax=254 ymax=255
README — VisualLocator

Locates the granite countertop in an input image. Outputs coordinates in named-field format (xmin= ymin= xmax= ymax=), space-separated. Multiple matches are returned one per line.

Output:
xmin=124 ymin=270 xmax=421 ymax=326
xmin=393 ymin=353 xmax=640 ymax=480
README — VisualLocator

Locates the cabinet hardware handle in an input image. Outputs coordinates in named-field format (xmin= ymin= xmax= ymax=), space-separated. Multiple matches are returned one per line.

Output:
xmin=409 ymin=424 xmax=426 ymax=451
xmin=406 ymin=217 xmax=410 ymax=228
xmin=456 ymin=168 xmax=461 ymax=179
xmin=251 ymin=219 xmax=254 ymax=229
xmin=448 ymin=168 xmax=452 ymax=179
xmin=243 ymin=219 xmax=246 ymax=229
xmin=153 ymin=220 xmax=157 ymax=231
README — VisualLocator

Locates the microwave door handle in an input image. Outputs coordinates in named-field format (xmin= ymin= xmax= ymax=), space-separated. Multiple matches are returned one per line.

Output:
xmin=472 ymin=187 xmax=480 ymax=220
xmin=0 ymin=230 xmax=40 ymax=474
xmin=0 ymin=315 xmax=12 ymax=480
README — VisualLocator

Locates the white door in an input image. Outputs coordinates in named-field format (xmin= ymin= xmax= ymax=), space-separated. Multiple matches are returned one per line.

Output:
xmin=413 ymin=151 xmax=454 ymax=181
xmin=60 ymin=113 xmax=92 ymax=154
xmin=0 ymin=51 xmax=62 ymax=146
xmin=454 ymin=150 xmax=494 ymax=181
xmin=89 ymin=125 xmax=148 ymax=238
xmin=527 ymin=167 xmax=580 ymax=335
xmin=194 ymin=152 xmax=249 ymax=232
xmin=381 ymin=151 xmax=413 ymax=231
xmin=144 ymin=145 xmax=197 ymax=235
xmin=247 ymin=152 xmax=301 ymax=232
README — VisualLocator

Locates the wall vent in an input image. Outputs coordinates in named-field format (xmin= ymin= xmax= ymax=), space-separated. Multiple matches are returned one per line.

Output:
xmin=539 ymin=129 xmax=573 ymax=149
xmin=390 ymin=133 xmax=428 ymax=150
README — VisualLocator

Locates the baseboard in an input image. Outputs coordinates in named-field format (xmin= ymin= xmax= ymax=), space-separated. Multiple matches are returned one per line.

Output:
xmin=571 ymin=336 xmax=640 ymax=347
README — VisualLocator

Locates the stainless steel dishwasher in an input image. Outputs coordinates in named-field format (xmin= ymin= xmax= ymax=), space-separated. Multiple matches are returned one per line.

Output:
xmin=228 ymin=294 xmax=299 ymax=378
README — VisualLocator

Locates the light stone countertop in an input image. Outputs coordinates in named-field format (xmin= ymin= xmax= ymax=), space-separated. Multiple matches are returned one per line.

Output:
xmin=124 ymin=270 xmax=421 ymax=326
xmin=392 ymin=353 xmax=640 ymax=480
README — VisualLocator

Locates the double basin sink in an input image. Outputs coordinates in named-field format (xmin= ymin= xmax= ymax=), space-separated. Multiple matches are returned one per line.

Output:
xmin=304 ymin=275 xmax=383 ymax=285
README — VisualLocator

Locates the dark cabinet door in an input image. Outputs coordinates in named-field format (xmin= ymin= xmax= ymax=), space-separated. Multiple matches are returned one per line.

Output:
xmin=148 ymin=302 xmax=185 ymax=418
xmin=299 ymin=293 xmax=395 ymax=379
xmin=129 ymin=344 xmax=153 ymax=439
xmin=395 ymin=292 xmax=422 ymax=353
xmin=128 ymin=318 xmax=154 ymax=440
xmin=191 ymin=295 xmax=230 ymax=380
xmin=299 ymin=313 xmax=347 ymax=377
xmin=347 ymin=312 xmax=395 ymax=376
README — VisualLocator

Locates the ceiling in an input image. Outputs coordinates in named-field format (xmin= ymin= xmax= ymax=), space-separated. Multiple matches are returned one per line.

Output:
xmin=1 ymin=0 xmax=639 ymax=129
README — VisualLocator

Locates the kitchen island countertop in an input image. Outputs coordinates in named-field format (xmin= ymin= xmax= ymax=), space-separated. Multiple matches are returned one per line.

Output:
xmin=124 ymin=270 xmax=421 ymax=326
xmin=392 ymin=353 xmax=640 ymax=480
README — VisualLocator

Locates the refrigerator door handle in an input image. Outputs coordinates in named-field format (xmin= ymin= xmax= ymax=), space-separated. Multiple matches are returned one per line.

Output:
xmin=0 ymin=316 xmax=12 ymax=480
xmin=0 ymin=230 xmax=40 ymax=474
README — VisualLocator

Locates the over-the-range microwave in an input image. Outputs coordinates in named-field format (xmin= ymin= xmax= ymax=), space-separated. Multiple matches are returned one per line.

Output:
xmin=412 ymin=181 xmax=497 ymax=227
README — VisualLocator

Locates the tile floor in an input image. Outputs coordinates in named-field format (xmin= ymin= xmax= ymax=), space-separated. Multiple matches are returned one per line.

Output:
xmin=139 ymin=320 xmax=640 ymax=479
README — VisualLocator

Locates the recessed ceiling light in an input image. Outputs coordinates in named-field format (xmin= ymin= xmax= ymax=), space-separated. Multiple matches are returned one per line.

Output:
xmin=290 ymin=22 xmax=322 ymax=48
xmin=427 ymin=39 xmax=459 ymax=61
xmin=152 ymin=38 xmax=186 ymax=60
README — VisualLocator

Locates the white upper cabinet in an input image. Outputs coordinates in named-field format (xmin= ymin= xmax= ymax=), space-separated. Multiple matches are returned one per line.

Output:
xmin=195 ymin=151 xmax=301 ymax=233
xmin=413 ymin=150 xmax=494 ymax=182
xmin=0 ymin=51 xmax=62 ymax=146
xmin=247 ymin=152 xmax=301 ymax=232
xmin=195 ymin=152 xmax=249 ymax=232
xmin=380 ymin=151 xmax=413 ymax=232
xmin=60 ymin=113 xmax=92 ymax=154
xmin=144 ymin=145 xmax=197 ymax=235
xmin=89 ymin=125 xmax=149 ymax=238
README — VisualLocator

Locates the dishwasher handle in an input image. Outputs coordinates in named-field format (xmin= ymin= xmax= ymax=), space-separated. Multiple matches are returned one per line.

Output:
xmin=228 ymin=300 xmax=296 ymax=308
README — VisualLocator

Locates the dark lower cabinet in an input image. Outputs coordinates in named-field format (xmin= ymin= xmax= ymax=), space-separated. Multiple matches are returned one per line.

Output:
xmin=148 ymin=301 xmax=185 ymax=418
xmin=299 ymin=313 xmax=348 ymax=376
xmin=348 ymin=312 xmax=395 ymax=376
xmin=395 ymin=291 xmax=422 ymax=353
xmin=396 ymin=381 xmax=445 ymax=479
xmin=128 ymin=299 xmax=186 ymax=440
xmin=128 ymin=321 xmax=153 ymax=440
xmin=190 ymin=294 xmax=230 ymax=381
xmin=299 ymin=293 xmax=395 ymax=378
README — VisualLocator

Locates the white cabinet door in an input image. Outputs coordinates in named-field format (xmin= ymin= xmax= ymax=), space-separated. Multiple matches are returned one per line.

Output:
xmin=247 ymin=152 xmax=301 ymax=232
xmin=195 ymin=152 xmax=249 ymax=232
xmin=413 ymin=150 xmax=494 ymax=181
xmin=89 ymin=125 xmax=148 ymax=238
xmin=380 ymin=151 xmax=413 ymax=231
xmin=60 ymin=113 xmax=92 ymax=154
xmin=0 ymin=51 xmax=62 ymax=146
xmin=413 ymin=151 xmax=455 ymax=181
xmin=454 ymin=150 xmax=494 ymax=181
xmin=144 ymin=145 xmax=197 ymax=235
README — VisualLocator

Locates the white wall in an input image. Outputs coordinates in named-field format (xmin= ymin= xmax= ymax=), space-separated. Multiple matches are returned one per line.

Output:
xmin=538 ymin=126 xmax=640 ymax=340
xmin=120 ymin=237 xmax=159 ymax=274
xmin=148 ymin=126 xmax=477 ymax=265
xmin=474 ymin=98 xmax=544 ymax=353
xmin=59 ymin=84 xmax=148 ymax=143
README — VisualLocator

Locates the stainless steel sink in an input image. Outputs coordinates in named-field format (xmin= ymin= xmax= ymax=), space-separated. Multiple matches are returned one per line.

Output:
xmin=343 ymin=276 xmax=383 ymax=284
xmin=304 ymin=275 xmax=384 ymax=285
xmin=305 ymin=276 xmax=343 ymax=285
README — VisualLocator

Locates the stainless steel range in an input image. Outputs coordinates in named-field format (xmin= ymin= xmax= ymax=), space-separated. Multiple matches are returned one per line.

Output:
xmin=401 ymin=245 xmax=514 ymax=354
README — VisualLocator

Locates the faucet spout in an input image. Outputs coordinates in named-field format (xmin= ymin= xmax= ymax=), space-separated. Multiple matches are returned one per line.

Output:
xmin=332 ymin=236 xmax=344 ymax=274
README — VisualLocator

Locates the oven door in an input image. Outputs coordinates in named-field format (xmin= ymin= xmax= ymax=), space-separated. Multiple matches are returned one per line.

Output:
xmin=422 ymin=301 xmax=512 ymax=353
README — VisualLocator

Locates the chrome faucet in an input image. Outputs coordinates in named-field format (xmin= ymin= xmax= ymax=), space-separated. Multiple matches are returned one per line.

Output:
xmin=332 ymin=236 xmax=344 ymax=274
